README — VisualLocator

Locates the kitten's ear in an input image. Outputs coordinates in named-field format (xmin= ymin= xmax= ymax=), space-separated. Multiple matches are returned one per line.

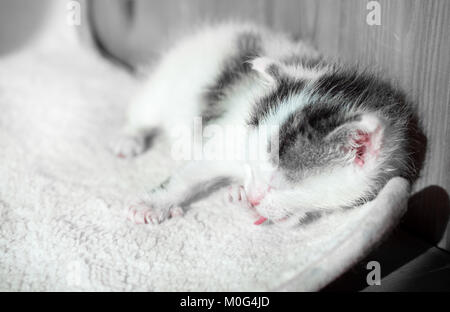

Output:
xmin=328 ymin=114 xmax=384 ymax=167
xmin=249 ymin=57 xmax=284 ymax=84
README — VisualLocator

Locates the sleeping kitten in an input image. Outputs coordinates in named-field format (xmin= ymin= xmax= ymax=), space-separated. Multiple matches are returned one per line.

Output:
xmin=113 ymin=23 xmax=414 ymax=226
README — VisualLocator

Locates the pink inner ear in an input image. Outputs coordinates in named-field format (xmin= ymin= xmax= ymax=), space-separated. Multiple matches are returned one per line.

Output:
xmin=352 ymin=126 xmax=382 ymax=167
xmin=353 ymin=130 xmax=371 ymax=167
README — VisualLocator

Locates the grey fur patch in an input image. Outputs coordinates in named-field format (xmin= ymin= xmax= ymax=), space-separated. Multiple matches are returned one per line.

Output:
xmin=247 ymin=78 xmax=306 ymax=126
xmin=202 ymin=31 xmax=262 ymax=123
xmin=265 ymin=63 xmax=282 ymax=80
xmin=179 ymin=176 xmax=233 ymax=208
xmin=299 ymin=210 xmax=323 ymax=225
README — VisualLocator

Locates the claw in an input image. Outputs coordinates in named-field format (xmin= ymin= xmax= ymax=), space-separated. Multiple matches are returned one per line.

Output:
xmin=127 ymin=199 xmax=184 ymax=225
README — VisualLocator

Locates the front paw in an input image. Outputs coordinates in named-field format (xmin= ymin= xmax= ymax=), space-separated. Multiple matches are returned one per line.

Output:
xmin=224 ymin=185 xmax=260 ymax=219
xmin=112 ymin=134 xmax=146 ymax=158
xmin=127 ymin=201 xmax=183 ymax=225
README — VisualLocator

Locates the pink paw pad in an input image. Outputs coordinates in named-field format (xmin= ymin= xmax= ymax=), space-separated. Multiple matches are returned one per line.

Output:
xmin=127 ymin=202 xmax=183 ymax=225
xmin=127 ymin=202 xmax=161 ymax=225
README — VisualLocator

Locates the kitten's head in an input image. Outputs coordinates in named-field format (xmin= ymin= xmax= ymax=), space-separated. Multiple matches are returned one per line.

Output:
xmin=244 ymin=57 xmax=411 ymax=209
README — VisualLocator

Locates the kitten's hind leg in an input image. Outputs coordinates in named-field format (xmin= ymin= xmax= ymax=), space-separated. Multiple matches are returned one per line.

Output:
xmin=112 ymin=125 xmax=159 ymax=158
xmin=112 ymin=91 xmax=166 ymax=158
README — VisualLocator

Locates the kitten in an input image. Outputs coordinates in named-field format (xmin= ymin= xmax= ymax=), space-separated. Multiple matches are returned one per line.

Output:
xmin=113 ymin=22 xmax=414 ymax=226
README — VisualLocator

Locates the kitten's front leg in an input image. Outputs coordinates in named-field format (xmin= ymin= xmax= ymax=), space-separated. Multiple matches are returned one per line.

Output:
xmin=128 ymin=161 xmax=244 ymax=224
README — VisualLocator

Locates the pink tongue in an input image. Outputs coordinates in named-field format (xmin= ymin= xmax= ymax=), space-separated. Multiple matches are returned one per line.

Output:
xmin=254 ymin=216 xmax=268 ymax=225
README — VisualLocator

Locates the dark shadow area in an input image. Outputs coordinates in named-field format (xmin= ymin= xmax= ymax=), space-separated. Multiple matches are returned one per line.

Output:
xmin=143 ymin=129 xmax=160 ymax=152
xmin=363 ymin=246 xmax=450 ymax=291
xmin=322 ymin=229 xmax=432 ymax=291
xmin=323 ymin=186 xmax=450 ymax=292
xmin=404 ymin=185 xmax=450 ymax=247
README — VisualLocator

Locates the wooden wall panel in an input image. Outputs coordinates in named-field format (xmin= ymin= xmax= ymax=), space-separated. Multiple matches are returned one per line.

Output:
xmin=91 ymin=0 xmax=273 ymax=67
xmin=90 ymin=0 xmax=450 ymax=250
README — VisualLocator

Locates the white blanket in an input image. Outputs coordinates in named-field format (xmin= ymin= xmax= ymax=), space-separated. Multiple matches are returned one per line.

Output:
xmin=0 ymin=2 xmax=410 ymax=291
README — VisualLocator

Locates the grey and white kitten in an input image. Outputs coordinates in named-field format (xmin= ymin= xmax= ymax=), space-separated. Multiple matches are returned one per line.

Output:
xmin=113 ymin=22 xmax=415 ymax=226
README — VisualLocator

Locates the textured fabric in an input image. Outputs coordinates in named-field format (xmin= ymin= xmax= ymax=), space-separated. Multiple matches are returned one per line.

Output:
xmin=0 ymin=1 xmax=410 ymax=291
